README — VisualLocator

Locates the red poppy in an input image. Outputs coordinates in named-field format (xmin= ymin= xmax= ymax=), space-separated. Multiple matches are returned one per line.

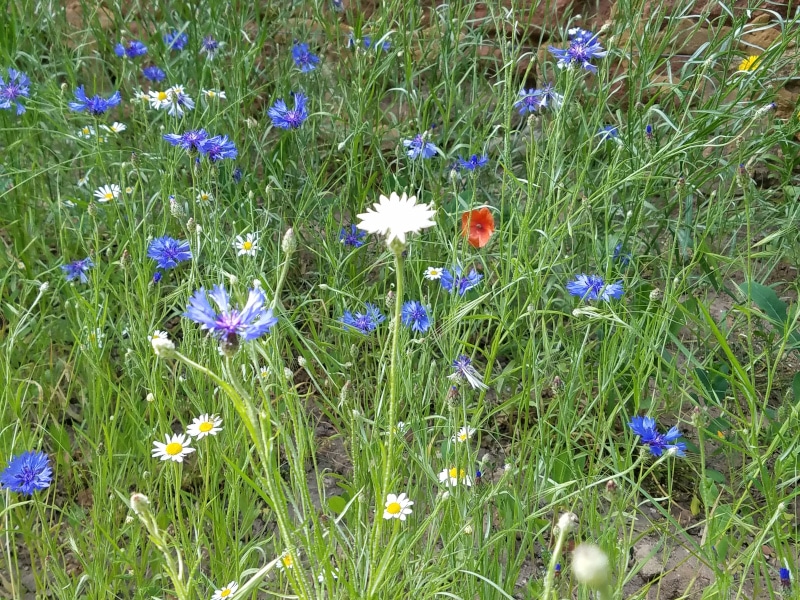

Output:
xmin=461 ymin=207 xmax=495 ymax=248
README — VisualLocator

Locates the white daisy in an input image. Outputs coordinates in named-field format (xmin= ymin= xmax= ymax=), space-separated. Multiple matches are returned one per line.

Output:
xmin=211 ymin=581 xmax=239 ymax=600
xmin=202 ymin=89 xmax=227 ymax=100
xmin=382 ymin=492 xmax=414 ymax=520
xmin=279 ymin=551 xmax=296 ymax=570
xmin=150 ymin=330 xmax=169 ymax=342
xmin=148 ymin=89 xmax=170 ymax=110
xmin=125 ymin=186 xmax=133 ymax=194
xmin=77 ymin=125 xmax=96 ymax=139
xmin=234 ymin=233 xmax=259 ymax=257
xmin=452 ymin=425 xmax=475 ymax=444
xmin=151 ymin=433 xmax=195 ymax=463
xmin=133 ymin=90 xmax=149 ymax=103
xmin=438 ymin=466 xmax=473 ymax=487
xmin=186 ymin=413 xmax=223 ymax=439
xmin=196 ymin=190 xmax=213 ymax=203
xmin=93 ymin=184 xmax=121 ymax=202
xmin=101 ymin=122 xmax=126 ymax=134
xmin=85 ymin=327 xmax=105 ymax=349
xmin=356 ymin=191 xmax=436 ymax=247
xmin=424 ymin=266 xmax=444 ymax=280
xmin=77 ymin=175 xmax=89 ymax=187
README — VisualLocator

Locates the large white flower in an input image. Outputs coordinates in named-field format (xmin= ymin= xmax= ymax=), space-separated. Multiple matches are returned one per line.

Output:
xmin=151 ymin=433 xmax=195 ymax=462
xmin=383 ymin=492 xmax=414 ymax=520
xmin=186 ymin=413 xmax=223 ymax=439
xmin=356 ymin=192 xmax=435 ymax=247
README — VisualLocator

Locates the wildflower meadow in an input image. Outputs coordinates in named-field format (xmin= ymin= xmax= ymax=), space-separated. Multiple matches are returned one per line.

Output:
xmin=2 ymin=0 xmax=800 ymax=598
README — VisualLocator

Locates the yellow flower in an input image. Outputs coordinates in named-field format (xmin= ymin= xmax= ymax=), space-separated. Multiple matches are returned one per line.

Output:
xmin=738 ymin=55 xmax=760 ymax=72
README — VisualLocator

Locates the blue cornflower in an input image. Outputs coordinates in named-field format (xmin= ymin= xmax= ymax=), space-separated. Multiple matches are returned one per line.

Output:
xmin=68 ymin=86 xmax=121 ymax=115
xmin=567 ymin=27 xmax=595 ymax=44
xmin=185 ymin=285 xmax=278 ymax=346
xmin=440 ymin=266 xmax=483 ymax=296
xmin=153 ymin=271 xmax=162 ymax=284
xmin=0 ymin=68 xmax=31 ymax=115
xmin=401 ymin=301 xmax=431 ymax=333
xmin=403 ymin=134 xmax=439 ymax=160
xmin=340 ymin=303 xmax=385 ymax=335
xmin=232 ymin=167 xmax=243 ymax=183
xmin=645 ymin=124 xmax=654 ymax=140
xmin=147 ymin=236 xmax=192 ymax=269
xmin=114 ymin=40 xmax=147 ymax=58
xmin=515 ymin=87 xmax=563 ymax=115
xmin=142 ymin=65 xmax=166 ymax=82
xmin=61 ymin=257 xmax=94 ymax=283
xmin=292 ymin=42 xmax=320 ymax=72
xmin=199 ymin=135 xmax=238 ymax=162
xmin=548 ymin=30 xmax=607 ymax=73
xmin=566 ymin=274 xmax=623 ymax=301
xmin=339 ymin=224 xmax=366 ymax=247
xmin=780 ymin=567 xmax=791 ymax=588
xmin=0 ymin=451 xmax=52 ymax=495
xmin=268 ymin=93 xmax=309 ymax=130
xmin=164 ymin=30 xmax=189 ymax=51
xmin=598 ymin=125 xmax=619 ymax=141
xmin=457 ymin=154 xmax=489 ymax=171
xmin=612 ymin=242 xmax=631 ymax=266
xmin=362 ymin=36 xmax=391 ymax=51
xmin=448 ymin=355 xmax=488 ymax=390
xmin=163 ymin=129 xmax=208 ymax=153
xmin=201 ymin=35 xmax=219 ymax=59
xmin=332 ymin=0 xmax=344 ymax=10
xmin=628 ymin=416 xmax=686 ymax=457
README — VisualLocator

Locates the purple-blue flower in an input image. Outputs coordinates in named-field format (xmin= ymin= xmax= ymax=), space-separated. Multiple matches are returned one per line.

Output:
xmin=201 ymin=35 xmax=219 ymax=59
xmin=339 ymin=225 xmax=366 ymax=247
xmin=232 ymin=167 xmax=243 ymax=183
xmin=548 ymin=29 xmax=607 ymax=73
xmin=0 ymin=451 xmax=52 ymax=495
xmin=153 ymin=271 xmax=162 ymax=284
xmin=645 ymin=124 xmax=654 ymax=140
xmin=163 ymin=129 xmax=208 ymax=153
xmin=147 ymin=236 xmax=192 ymax=269
xmin=268 ymin=93 xmax=308 ymax=130
xmin=142 ymin=65 xmax=166 ymax=82
xmin=340 ymin=303 xmax=385 ymax=335
xmin=515 ymin=84 xmax=563 ymax=115
xmin=448 ymin=355 xmax=488 ymax=390
xmin=780 ymin=567 xmax=791 ymax=588
xmin=401 ymin=301 xmax=431 ymax=333
xmin=361 ymin=35 xmax=391 ymax=51
xmin=292 ymin=42 xmax=320 ymax=72
xmin=628 ymin=416 xmax=686 ymax=457
xmin=566 ymin=274 xmax=623 ymax=301
xmin=440 ymin=266 xmax=482 ymax=296
xmin=68 ymin=86 xmax=121 ymax=115
xmin=185 ymin=285 xmax=278 ymax=344
xmin=61 ymin=257 xmax=94 ymax=283
xmin=403 ymin=134 xmax=439 ymax=160
xmin=114 ymin=40 xmax=147 ymax=59
xmin=164 ymin=30 xmax=189 ymax=51
xmin=598 ymin=125 xmax=619 ymax=141
xmin=457 ymin=154 xmax=489 ymax=171
xmin=199 ymin=134 xmax=238 ymax=162
xmin=0 ymin=68 xmax=30 ymax=115
xmin=567 ymin=27 xmax=596 ymax=44
xmin=612 ymin=242 xmax=631 ymax=267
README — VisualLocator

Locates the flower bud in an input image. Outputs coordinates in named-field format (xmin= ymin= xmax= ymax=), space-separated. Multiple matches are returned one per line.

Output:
xmin=572 ymin=543 xmax=611 ymax=589
xmin=130 ymin=492 xmax=150 ymax=515
xmin=649 ymin=288 xmax=662 ymax=301
xmin=556 ymin=512 xmax=578 ymax=534
xmin=282 ymin=227 xmax=296 ymax=255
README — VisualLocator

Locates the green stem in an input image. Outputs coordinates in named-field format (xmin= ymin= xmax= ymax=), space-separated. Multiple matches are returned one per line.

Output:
xmin=541 ymin=523 xmax=569 ymax=600
xmin=370 ymin=247 xmax=405 ymax=574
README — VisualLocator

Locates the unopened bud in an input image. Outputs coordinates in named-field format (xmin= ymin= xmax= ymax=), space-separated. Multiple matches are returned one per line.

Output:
xmin=572 ymin=543 xmax=611 ymax=590
xmin=169 ymin=196 xmax=184 ymax=217
xmin=284 ymin=367 xmax=294 ymax=380
xmin=297 ymin=356 xmax=307 ymax=368
xmin=282 ymin=227 xmax=296 ymax=254
xmin=130 ymin=492 xmax=150 ymax=515
xmin=649 ymin=288 xmax=662 ymax=301
xmin=145 ymin=393 xmax=155 ymax=402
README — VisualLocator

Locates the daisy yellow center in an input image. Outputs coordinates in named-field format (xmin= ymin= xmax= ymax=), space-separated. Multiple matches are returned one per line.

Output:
xmin=157 ymin=91 xmax=168 ymax=101
xmin=165 ymin=442 xmax=183 ymax=456
xmin=104 ymin=192 xmax=113 ymax=200
xmin=458 ymin=433 xmax=468 ymax=441
xmin=208 ymin=91 xmax=216 ymax=97
xmin=242 ymin=241 xmax=253 ymax=250
xmin=430 ymin=269 xmax=441 ymax=276
xmin=449 ymin=467 xmax=459 ymax=478
xmin=739 ymin=55 xmax=759 ymax=71
xmin=82 ymin=127 xmax=91 ymax=135
xmin=199 ymin=421 xmax=214 ymax=433
xmin=201 ymin=194 xmax=209 ymax=201
xmin=386 ymin=501 xmax=401 ymax=515
xmin=282 ymin=555 xmax=293 ymax=567
xmin=220 ymin=590 xmax=231 ymax=598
